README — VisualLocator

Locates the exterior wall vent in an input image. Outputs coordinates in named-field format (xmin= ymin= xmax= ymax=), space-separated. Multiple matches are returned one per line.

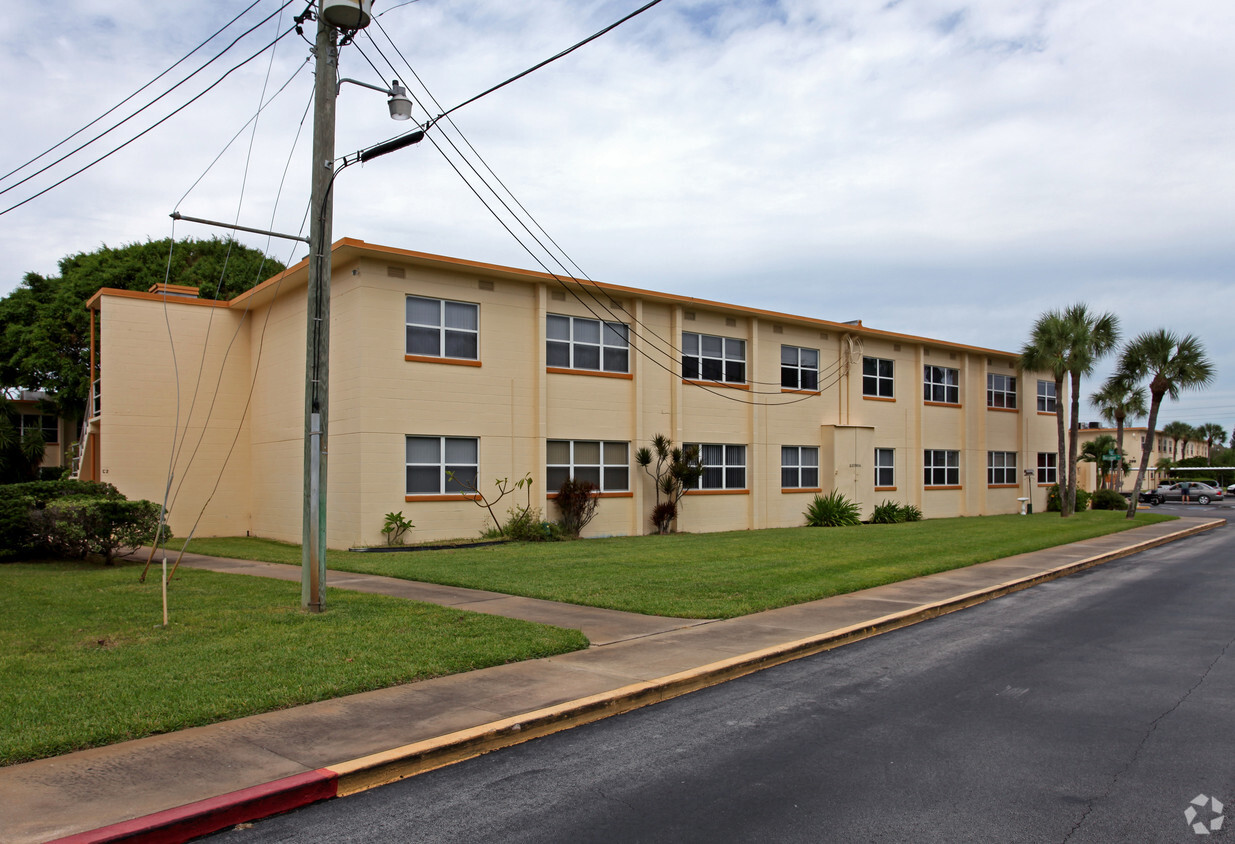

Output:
xmin=725 ymin=317 xmax=737 ymax=328
xmin=684 ymin=311 xmax=696 ymax=321
xmin=478 ymin=279 xmax=495 ymax=291
xmin=950 ymin=352 xmax=957 ymax=360
xmin=820 ymin=332 xmax=829 ymax=340
xmin=386 ymin=266 xmax=405 ymax=279
xmin=893 ymin=344 xmax=901 ymax=352
xmin=551 ymin=290 xmax=566 ymax=301
xmin=773 ymin=324 xmax=784 ymax=334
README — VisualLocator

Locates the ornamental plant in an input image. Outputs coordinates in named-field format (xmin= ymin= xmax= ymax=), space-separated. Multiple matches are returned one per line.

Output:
xmin=804 ymin=490 xmax=862 ymax=527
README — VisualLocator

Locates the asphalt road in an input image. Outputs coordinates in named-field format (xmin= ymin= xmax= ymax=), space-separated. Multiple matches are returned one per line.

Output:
xmin=211 ymin=519 xmax=1235 ymax=844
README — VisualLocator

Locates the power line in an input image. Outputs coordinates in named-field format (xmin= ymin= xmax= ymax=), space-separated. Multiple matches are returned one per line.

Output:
xmin=0 ymin=0 xmax=270 ymax=188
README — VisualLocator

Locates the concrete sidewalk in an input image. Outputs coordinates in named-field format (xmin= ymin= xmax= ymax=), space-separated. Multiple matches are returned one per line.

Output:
xmin=2 ymin=517 xmax=1222 ymax=843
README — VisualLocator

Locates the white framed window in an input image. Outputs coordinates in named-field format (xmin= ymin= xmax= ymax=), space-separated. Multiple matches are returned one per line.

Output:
xmin=1037 ymin=452 xmax=1058 ymax=484
xmin=1036 ymin=380 xmax=1056 ymax=413
xmin=781 ymin=346 xmax=819 ymax=391
xmin=682 ymin=333 xmax=746 ymax=384
xmin=781 ymin=446 xmax=819 ymax=488
xmin=987 ymin=373 xmax=1017 ymax=408
xmin=875 ymin=448 xmax=895 ymax=488
xmin=406 ymin=436 xmax=478 ymax=495
xmin=923 ymin=366 xmax=959 ymax=404
xmin=546 ymin=440 xmax=629 ymax=493
xmin=546 ymin=315 xmax=629 ymax=373
xmin=863 ymin=357 xmax=894 ymax=398
xmin=689 ymin=443 xmax=747 ymax=490
xmin=924 ymin=449 xmax=960 ymax=487
xmin=988 ymin=451 xmax=1017 ymax=485
xmin=20 ymin=414 xmax=58 ymax=443
xmin=406 ymin=296 xmax=479 ymax=360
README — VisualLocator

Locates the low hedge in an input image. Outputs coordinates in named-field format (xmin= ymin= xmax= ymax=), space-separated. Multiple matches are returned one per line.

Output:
xmin=0 ymin=480 xmax=165 ymax=563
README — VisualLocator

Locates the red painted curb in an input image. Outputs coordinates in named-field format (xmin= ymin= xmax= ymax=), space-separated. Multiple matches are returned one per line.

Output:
xmin=48 ymin=769 xmax=339 ymax=844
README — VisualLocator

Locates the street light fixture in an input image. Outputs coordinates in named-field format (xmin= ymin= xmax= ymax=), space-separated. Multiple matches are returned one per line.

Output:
xmin=339 ymin=77 xmax=415 ymax=121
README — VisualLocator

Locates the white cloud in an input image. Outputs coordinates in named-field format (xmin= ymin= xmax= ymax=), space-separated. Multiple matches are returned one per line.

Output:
xmin=0 ymin=0 xmax=1231 ymax=425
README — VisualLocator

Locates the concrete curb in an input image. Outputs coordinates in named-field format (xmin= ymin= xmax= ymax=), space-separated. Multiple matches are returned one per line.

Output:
xmin=48 ymin=518 xmax=1223 ymax=842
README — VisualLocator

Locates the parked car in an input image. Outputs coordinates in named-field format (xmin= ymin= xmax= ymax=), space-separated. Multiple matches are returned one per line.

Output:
xmin=1140 ymin=482 xmax=1224 ymax=505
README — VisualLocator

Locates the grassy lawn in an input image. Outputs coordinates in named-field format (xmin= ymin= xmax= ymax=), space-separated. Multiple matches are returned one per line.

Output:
xmin=175 ymin=510 xmax=1174 ymax=619
xmin=0 ymin=560 xmax=587 ymax=766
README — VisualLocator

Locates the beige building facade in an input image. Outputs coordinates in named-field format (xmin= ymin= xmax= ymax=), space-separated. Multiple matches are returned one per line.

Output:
xmin=81 ymin=239 xmax=1066 ymax=546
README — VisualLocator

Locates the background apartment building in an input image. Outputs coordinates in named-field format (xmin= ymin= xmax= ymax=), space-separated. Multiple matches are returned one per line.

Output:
xmin=81 ymin=239 xmax=1062 ymax=545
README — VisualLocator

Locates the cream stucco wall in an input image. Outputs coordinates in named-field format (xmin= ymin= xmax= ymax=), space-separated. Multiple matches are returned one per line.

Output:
xmin=89 ymin=239 xmax=1065 ymax=547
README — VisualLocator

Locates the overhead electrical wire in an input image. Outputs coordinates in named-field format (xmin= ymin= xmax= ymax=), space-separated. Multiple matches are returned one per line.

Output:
xmin=0 ymin=0 xmax=269 ymax=187
xmin=359 ymin=23 xmax=843 ymax=406
xmin=0 ymin=22 xmax=298 ymax=218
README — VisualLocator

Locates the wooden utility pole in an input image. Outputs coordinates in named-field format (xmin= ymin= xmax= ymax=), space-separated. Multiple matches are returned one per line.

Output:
xmin=303 ymin=12 xmax=337 ymax=612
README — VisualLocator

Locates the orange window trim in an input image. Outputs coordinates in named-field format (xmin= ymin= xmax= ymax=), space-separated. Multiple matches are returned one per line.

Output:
xmin=781 ymin=389 xmax=821 ymax=396
xmin=874 ymin=486 xmax=897 ymax=492
xmin=987 ymin=484 xmax=1019 ymax=489
xmin=684 ymin=489 xmax=751 ymax=495
xmin=405 ymin=494 xmax=482 ymax=502
xmin=682 ymin=379 xmax=750 ymax=391
xmin=405 ymin=355 xmax=482 ymax=367
xmin=545 ymin=491 xmax=633 ymax=499
xmin=1037 ymin=411 xmax=1057 ymax=417
xmin=781 ymin=487 xmax=823 ymax=494
xmin=863 ymin=395 xmax=896 ymax=402
xmin=546 ymin=367 xmax=633 ymax=380
xmin=924 ymin=485 xmax=963 ymax=491
xmin=924 ymin=401 xmax=961 ymax=408
xmin=987 ymin=406 xmax=1019 ymax=413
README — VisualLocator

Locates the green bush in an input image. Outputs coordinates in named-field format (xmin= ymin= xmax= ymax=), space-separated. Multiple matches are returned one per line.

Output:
xmin=805 ymin=491 xmax=862 ymax=527
xmin=0 ymin=481 xmax=164 ymax=563
xmin=898 ymin=503 xmax=923 ymax=522
xmin=1046 ymin=485 xmax=1091 ymax=513
xmin=554 ymin=478 xmax=599 ymax=538
xmin=869 ymin=500 xmax=904 ymax=524
xmin=1089 ymin=488 xmax=1127 ymax=511
xmin=500 ymin=506 xmax=563 ymax=542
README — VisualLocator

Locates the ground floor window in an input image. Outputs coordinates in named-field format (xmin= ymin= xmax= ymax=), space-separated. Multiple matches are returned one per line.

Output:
xmin=20 ymin=414 xmax=58 ymax=443
xmin=988 ymin=451 xmax=1017 ymax=485
xmin=690 ymin=443 xmax=746 ymax=490
xmin=1037 ymin=452 xmax=1058 ymax=484
xmin=875 ymin=448 xmax=895 ymax=487
xmin=781 ymin=446 xmax=819 ymax=488
xmin=547 ymin=440 xmax=629 ymax=492
xmin=924 ymin=450 xmax=959 ymax=487
xmin=406 ymin=436 xmax=478 ymax=495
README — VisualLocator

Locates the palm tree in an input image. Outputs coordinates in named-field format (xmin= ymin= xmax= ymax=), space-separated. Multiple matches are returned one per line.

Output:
xmin=1115 ymin=331 xmax=1215 ymax=518
xmin=1090 ymin=376 xmax=1147 ymax=492
xmin=1079 ymin=434 xmax=1119 ymax=489
xmin=1196 ymin=423 xmax=1227 ymax=465
xmin=1161 ymin=420 xmax=1193 ymax=463
xmin=1019 ymin=310 xmax=1071 ymax=514
xmin=1060 ymin=304 xmax=1120 ymax=516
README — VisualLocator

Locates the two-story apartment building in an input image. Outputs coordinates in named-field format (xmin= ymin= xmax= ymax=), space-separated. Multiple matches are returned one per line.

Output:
xmin=80 ymin=238 xmax=1064 ymax=545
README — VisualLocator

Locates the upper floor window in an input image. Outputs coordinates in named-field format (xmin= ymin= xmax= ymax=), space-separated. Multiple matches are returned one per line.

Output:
xmin=988 ymin=451 xmax=1017 ymax=485
xmin=406 ymin=296 xmax=478 ymax=360
xmin=683 ymin=333 xmax=745 ymax=384
xmin=781 ymin=346 xmax=819 ymax=391
xmin=690 ymin=443 xmax=747 ymax=490
xmin=987 ymin=373 xmax=1017 ymax=409
xmin=547 ymin=315 xmax=629 ymax=373
xmin=863 ymin=357 xmax=894 ymax=398
xmin=923 ymin=366 xmax=959 ymax=404
xmin=781 ymin=446 xmax=819 ymax=488
xmin=406 ymin=436 xmax=478 ymax=495
xmin=1037 ymin=380 xmax=1057 ymax=413
xmin=924 ymin=449 xmax=960 ymax=487
xmin=547 ymin=440 xmax=629 ymax=493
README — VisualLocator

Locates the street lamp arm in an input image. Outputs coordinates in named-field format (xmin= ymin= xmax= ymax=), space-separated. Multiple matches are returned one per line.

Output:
xmin=337 ymin=76 xmax=397 ymax=96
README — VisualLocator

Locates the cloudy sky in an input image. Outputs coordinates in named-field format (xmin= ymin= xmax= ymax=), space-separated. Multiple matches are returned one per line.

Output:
xmin=1 ymin=0 xmax=1231 ymax=434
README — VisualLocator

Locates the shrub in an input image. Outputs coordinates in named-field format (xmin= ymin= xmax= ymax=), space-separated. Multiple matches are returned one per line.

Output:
xmin=650 ymin=501 xmax=678 ymax=535
xmin=898 ymin=504 xmax=923 ymax=522
xmin=636 ymin=435 xmax=701 ymax=534
xmin=381 ymin=511 xmax=414 ymax=546
xmin=0 ymin=481 xmax=163 ymax=563
xmin=1046 ymin=484 xmax=1091 ymax=513
xmin=554 ymin=478 xmax=599 ymax=538
xmin=805 ymin=491 xmax=862 ymax=527
xmin=1090 ymin=488 xmax=1127 ymax=511
xmin=869 ymin=500 xmax=904 ymax=524
xmin=500 ymin=506 xmax=563 ymax=542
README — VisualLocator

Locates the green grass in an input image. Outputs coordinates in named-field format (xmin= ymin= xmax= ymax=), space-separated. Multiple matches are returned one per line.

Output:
xmin=175 ymin=511 xmax=1174 ymax=619
xmin=0 ymin=559 xmax=587 ymax=766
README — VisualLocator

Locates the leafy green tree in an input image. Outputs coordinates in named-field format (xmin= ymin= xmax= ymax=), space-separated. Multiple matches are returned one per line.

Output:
xmin=635 ymin=434 xmax=702 ymax=534
xmin=1115 ymin=331 xmax=1214 ymax=518
xmin=0 ymin=237 xmax=284 ymax=427
xmin=1079 ymin=434 xmax=1119 ymax=490
xmin=1090 ymin=376 xmax=1146 ymax=492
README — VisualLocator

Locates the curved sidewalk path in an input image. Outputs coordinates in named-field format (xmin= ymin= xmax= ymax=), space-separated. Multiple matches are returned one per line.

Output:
xmin=4 ymin=517 xmax=1223 ymax=844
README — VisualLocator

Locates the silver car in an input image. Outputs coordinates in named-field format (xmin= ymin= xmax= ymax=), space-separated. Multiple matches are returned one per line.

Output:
xmin=1141 ymin=482 xmax=1224 ymax=505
